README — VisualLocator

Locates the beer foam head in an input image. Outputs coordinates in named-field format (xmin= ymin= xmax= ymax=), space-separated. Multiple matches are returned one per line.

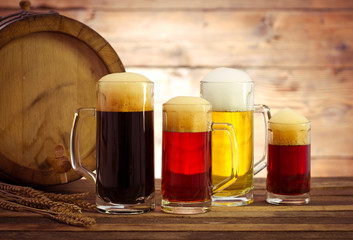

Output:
xmin=269 ymin=108 xmax=310 ymax=145
xmin=163 ymin=96 xmax=212 ymax=132
xmin=201 ymin=67 xmax=254 ymax=112
xmin=97 ymin=72 xmax=153 ymax=112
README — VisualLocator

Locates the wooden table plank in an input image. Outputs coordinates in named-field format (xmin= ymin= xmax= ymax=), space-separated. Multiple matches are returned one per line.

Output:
xmin=1 ymin=231 xmax=352 ymax=240
xmin=0 ymin=177 xmax=352 ymax=239
xmin=1 ymin=223 xmax=353 ymax=232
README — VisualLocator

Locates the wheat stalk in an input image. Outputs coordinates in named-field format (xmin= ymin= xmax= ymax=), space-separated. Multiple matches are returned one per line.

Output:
xmin=0 ymin=182 xmax=90 ymax=200
xmin=0 ymin=182 xmax=45 ymax=198
xmin=0 ymin=182 xmax=96 ymax=227
xmin=0 ymin=199 xmax=96 ymax=227
xmin=44 ymin=192 xmax=89 ymax=202
xmin=0 ymin=198 xmax=23 ymax=211
xmin=50 ymin=212 xmax=96 ymax=227
xmin=0 ymin=189 xmax=82 ymax=213
xmin=72 ymin=200 xmax=97 ymax=211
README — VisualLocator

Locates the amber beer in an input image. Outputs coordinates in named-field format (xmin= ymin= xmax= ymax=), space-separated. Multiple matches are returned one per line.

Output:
xmin=266 ymin=108 xmax=311 ymax=205
xmin=161 ymin=96 xmax=237 ymax=214
xmin=267 ymin=144 xmax=310 ymax=195
xmin=161 ymin=96 xmax=213 ymax=214
xmin=162 ymin=130 xmax=211 ymax=203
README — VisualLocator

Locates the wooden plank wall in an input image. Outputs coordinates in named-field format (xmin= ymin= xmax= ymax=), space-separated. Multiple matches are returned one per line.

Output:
xmin=1 ymin=0 xmax=353 ymax=177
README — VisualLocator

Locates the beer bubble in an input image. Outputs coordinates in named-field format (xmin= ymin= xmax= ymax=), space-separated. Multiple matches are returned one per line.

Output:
xmin=269 ymin=108 xmax=310 ymax=146
xmin=201 ymin=67 xmax=253 ymax=111
xmin=97 ymin=72 xmax=153 ymax=112
xmin=163 ymin=96 xmax=212 ymax=132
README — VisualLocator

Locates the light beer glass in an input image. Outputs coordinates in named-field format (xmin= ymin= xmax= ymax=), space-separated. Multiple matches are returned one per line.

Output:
xmin=161 ymin=96 xmax=238 ymax=214
xmin=200 ymin=67 xmax=271 ymax=206
xmin=70 ymin=72 xmax=155 ymax=214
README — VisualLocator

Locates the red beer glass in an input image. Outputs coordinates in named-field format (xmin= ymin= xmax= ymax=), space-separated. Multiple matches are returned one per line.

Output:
xmin=266 ymin=108 xmax=311 ymax=205
xmin=161 ymin=96 xmax=238 ymax=214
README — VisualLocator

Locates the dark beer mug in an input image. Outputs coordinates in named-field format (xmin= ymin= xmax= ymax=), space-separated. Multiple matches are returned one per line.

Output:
xmin=70 ymin=73 xmax=155 ymax=214
xmin=161 ymin=96 xmax=238 ymax=214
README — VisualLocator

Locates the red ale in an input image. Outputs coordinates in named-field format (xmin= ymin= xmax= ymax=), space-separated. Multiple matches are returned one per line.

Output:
xmin=162 ymin=131 xmax=212 ymax=202
xmin=267 ymin=144 xmax=310 ymax=195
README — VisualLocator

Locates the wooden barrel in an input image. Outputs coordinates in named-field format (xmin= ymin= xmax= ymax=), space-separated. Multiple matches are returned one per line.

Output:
xmin=0 ymin=2 xmax=125 ymax=186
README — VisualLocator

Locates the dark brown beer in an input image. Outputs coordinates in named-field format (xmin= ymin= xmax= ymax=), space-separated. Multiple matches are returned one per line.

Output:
xmin=96 ymin=110 xmax=154 ymax=204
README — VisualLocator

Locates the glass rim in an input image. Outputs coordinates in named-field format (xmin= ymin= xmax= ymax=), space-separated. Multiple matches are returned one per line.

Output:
xmin=163 ymin=102 xmax=211 ymax=106
xmin=97 ymin=81 xmax=154 ymax=84
xmin=200 ymin=80 xmax=253 ymax=84
xmin=268 ymin=121 xmax=311 ymax=126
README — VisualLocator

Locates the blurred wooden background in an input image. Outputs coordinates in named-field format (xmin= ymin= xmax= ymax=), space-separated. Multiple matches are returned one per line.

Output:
xmin=1 ymin=0 xmax=353 ymax=178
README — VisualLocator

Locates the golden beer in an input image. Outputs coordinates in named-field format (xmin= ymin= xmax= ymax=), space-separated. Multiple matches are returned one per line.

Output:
xmin=212 ymin=111 xmax=254 ymax=197
xmin=201 ymin=67 xmax=270 ymax=206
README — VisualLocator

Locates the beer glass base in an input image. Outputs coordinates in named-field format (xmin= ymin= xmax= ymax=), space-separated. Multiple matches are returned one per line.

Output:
xmin=161 ymin=199 xmax=211 ymax=214
xmin=266 ymin=192 xmax=310 ymax=205
xmin=96 ymin=197 xmax=155 ymax=214
xmin=212 ymin=191 xmax=254 ymax=206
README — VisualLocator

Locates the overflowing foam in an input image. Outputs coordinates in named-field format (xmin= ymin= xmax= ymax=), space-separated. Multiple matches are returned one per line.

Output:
xmin=163 ymin=96 xmax=212 ymax=132
xmin=97 ymin=72 xmax=153 ymax=112
xmin=201 ymin=67 xmax=253 ymax=112
xmin=269 ymin=108 xmax=310 ymax=146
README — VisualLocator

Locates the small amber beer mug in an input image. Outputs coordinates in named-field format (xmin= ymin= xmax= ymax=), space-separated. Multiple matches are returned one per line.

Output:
xmin=161 ymin=96 xmax=238 ymax=214
xmin=70 ymin=73 xmax=155 ymax=214
xmin=266 ymin=108 xmax=311 ymax=205
xmin=201 ymin=68 xmax=271 ymax=206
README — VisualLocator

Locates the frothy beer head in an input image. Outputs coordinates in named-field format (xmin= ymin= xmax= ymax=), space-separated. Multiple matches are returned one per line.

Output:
xmin=163 ymin=96 xmax=212 ymax=132
xmin=201 ymin=67 xmax=253 ymax=111
xmin=97 ymin=72 xmax=153 ymax=112
xmin=269 ymin=108 xmax=310 ymax=146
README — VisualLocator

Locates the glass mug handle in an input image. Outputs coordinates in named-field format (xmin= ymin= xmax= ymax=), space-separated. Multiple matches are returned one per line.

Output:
xmin=70 ymin=108 xmax=97 ymax=183
xmin=211 ymin=123 xmax=238 ymax=193
xmin=253 ymin=104 xmax=271 ymax=175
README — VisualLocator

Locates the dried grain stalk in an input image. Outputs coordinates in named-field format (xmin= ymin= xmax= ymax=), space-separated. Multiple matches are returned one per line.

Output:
xmin=0 ymin=182 xmax=96 ymax=227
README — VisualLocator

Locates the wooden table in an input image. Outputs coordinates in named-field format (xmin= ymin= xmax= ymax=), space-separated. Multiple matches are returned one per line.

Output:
xmin=0 ymin=177 xmax=352 ymax=239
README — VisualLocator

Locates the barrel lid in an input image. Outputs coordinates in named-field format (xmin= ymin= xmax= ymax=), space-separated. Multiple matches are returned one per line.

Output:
xmin=0 ymin=4 xmax=125 ymax=186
